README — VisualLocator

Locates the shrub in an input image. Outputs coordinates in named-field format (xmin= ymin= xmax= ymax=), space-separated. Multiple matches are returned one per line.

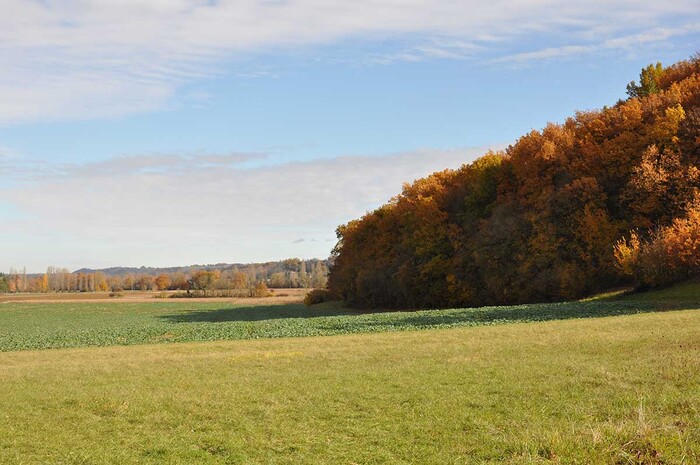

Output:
xmin=614 ymin=198 xmax=700 ymax=287
xmin=614 ymin=232 xmax=642 ymax=277
xmin=251 ymin=282 xmax=272 ymax=298
xmin=108 ymin=292 xmax=124 ymax=298
xmin=169 ymin=291 xmax=196 ymax=298
xmin=304 ymin=289 xmax=334 ymax=306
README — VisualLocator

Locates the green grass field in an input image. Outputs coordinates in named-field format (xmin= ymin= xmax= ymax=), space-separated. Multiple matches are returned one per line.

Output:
xmin=0 ymin=297 xmax=680 ymax=352
xmin=1 ymin=285 xmax=699 ymax=464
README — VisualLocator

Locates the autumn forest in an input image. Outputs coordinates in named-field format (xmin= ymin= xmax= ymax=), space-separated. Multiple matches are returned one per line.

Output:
xmin=328 ymin=56 xmax=700 ymax=309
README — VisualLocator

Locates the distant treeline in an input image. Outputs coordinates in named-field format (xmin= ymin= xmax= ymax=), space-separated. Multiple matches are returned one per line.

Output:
xmin=329 ymin=56 xmax=700 ymax=309
xmin=0 ymin=258 xmax=329 ymax=293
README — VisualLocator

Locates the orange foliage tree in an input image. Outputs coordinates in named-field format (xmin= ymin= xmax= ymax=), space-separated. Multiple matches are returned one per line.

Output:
xmin=330 ymin=55 xmax=700 ymax=309
xmin=615 ymin=198 xmax=700 ymax=288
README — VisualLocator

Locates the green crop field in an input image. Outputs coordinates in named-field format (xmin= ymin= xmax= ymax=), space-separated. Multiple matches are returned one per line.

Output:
xmin=1 ymin=284 xmax=699 ymax=464
xmin=0 ymin=294 xmax=692 ymax=352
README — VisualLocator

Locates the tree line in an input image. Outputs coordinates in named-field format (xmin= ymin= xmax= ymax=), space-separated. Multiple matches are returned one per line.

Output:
xmin=329 ymin=56 xmax=700 ymax=309
xmin=0 ymin=259 xmax=329 ymax=294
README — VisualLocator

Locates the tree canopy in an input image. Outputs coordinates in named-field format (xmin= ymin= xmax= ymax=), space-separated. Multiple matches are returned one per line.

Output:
xmin=329 ymin=55 xmax=700 ymax=309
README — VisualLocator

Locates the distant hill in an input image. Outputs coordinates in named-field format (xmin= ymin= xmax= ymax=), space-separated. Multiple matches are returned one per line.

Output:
xmin=75 ymin=258 xmax=330 ymax=277
xmin=75 ymin=263 xmax=253 ymax=276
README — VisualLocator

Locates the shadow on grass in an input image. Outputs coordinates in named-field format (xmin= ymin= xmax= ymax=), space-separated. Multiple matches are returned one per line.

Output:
xmin=613 ymin=281 xmax=700 ymax=304
xmin=329 ymin=300 xmax=695 ymax=333
xmin=350 ymin=302 xmax=670 ymax=327
xmin=160 ymin=303 xmax=358 ymax=323
xmin=156 ymin=298 xmax=697 ymax=336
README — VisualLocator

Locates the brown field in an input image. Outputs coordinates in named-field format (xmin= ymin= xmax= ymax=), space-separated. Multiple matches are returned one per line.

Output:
xmin=0 ymin=288 xmax=309 ymax=304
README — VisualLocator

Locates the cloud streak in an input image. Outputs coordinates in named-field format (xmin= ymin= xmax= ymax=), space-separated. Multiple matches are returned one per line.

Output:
xmin=0 ymin=146 xmax=491 ymax=270
xmin=492 ymin=23 xmax=700 ymax=65
xmin=0 ymin=1 xmax=698 ymax=123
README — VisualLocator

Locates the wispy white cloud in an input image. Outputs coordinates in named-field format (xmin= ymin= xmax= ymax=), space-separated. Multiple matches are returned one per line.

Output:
xmin=491 ymin=45 xmax=595 ymax=65
xmin=0 ymin=152 xmax=266 ymax=183
xmin=56 ymin=152 xmax=268 ymax=177
xmin=365 ymin=37 xmax=483 ymax=65
xmin=492 ymin=23 xmax=700 ymax=66
xmin=0 ymin=1 xmax=698 ymax=123
xmin=601 ymin=23 xmax=700 ymax=50
xmin=0 ymin=146 xmax=21 ymax=159
xmin=0 ymin=146 xmax=491 ymax=270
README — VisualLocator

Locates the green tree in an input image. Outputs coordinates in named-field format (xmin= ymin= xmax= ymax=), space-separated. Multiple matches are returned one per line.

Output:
xmin=627 ymin=62 xmax=664 ymax=98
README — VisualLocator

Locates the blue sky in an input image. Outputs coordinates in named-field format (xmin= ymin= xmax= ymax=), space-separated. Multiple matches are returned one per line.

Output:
xmin=1 ymin=0 xmax=699 ymax=272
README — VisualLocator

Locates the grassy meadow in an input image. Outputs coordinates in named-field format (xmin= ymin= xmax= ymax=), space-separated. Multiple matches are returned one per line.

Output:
xmin=0 ymin=285 xmax=699 ymax=463
xmin=0 ymin=295 xmax=680 ymax=352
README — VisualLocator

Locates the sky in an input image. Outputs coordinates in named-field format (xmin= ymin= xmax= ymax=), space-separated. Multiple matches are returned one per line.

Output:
xmin=1 ymin=1 xmax=699 ymax=272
